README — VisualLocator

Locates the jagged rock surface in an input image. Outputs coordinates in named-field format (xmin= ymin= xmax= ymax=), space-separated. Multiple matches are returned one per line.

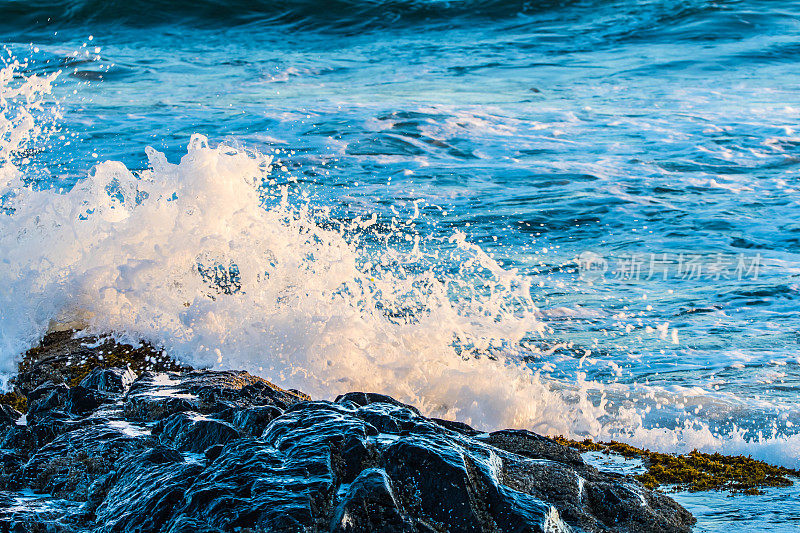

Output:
xmin=0 ymin=347 xmax=695 ymax=533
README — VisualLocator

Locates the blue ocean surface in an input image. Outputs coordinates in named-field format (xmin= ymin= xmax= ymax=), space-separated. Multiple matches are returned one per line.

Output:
xmin=1 ymin=1 xmax=800 ymax=529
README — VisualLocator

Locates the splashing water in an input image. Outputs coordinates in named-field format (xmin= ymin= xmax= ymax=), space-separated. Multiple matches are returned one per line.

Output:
xmin=0 ymin=61 xmax=558 ymax=429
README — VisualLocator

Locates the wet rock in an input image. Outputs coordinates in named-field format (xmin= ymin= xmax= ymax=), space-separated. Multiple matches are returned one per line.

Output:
xmin=335 ymin=391 xmax=422 ymax=416
xmin=185 ymin=370 xmax=307 ymax=411
xmin=23 ymin=423 xmax=152 ymax=500
xmin=94 ymin=446 xmax=204 ymax=533
xmin=123 ymin=372 xmax=202 ymax=422
xmin=26 ymin=382 xmax=69 ymax=422
xmin=477 ymin=428 xmax=584 ymax=466
xmin=123 ymin=370 xmax=306 ymax=422
xmin=338 ymin=396 xmax=420 ymax=435
xmin=430 ymin=417 xmax=481 ymax=436
xmin=26 ymin=410 xmax=82 ymax=449
xmin=230 ymin=405 xmax=282 ymax=436
xmin=156 ymin=412 xmax=240 ymax=453
xmin=0 ymin=424 xmax=35 ymax=454
xmin=166 ymin=517 xmax=225 ymax=533
xmin=7 ymin=330 xmax=190 ymax=398
xmin=0 ymin=490 xmax=82 ymax=533
xmin=0 ymin=449 xmax=25 ymax=491
xmin=204 ymin=443 xmax=224 ymax=462
xmin=0 ymin=337 xmax=696 ymax=533
xmin=79 ymin=366 xmax=136 ymax=393
xmin=0 ymin=404 xmax=21 ymax=425
xmin=0 ymin=405 xmax=29 ymax=455
xmin=383 ymin=435 xmax=559 ymax=532
xmin=330 ymin=468 xmax=415 ymax=533
xmin=65 ymin=385 xmax=115 ymax=415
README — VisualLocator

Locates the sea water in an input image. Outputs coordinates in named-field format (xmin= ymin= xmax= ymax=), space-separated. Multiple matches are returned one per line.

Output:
xmin=1 ymin=1 xmax=800 ymax=529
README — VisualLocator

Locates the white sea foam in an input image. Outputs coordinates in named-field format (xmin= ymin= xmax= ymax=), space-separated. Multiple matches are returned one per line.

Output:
xmin=1 ymin=62 xmax=798 ymax=469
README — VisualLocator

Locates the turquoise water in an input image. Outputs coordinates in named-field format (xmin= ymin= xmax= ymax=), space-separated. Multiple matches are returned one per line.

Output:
xmin=2 ymin=1 xmax=800 ymax=529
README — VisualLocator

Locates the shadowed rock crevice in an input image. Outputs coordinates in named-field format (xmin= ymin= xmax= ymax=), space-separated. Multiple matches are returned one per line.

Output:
xmin=0 ymin=335 xmax=696 ymax=532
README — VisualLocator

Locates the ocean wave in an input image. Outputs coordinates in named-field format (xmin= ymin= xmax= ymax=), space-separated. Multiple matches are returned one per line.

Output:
xmin=1 ymin=0 xmax=574 ymax=30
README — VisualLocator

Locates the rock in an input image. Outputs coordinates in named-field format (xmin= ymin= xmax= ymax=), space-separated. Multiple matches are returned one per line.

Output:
xmin=26 ymin=410 xmax=82 ymax=449
xmin=0 ymin=404 xmax=21 ymax=425
xmin=65 ymin=385 xmax=115 ymax=415
xmin=123 ymin=370 xmax=306 ymax=422
xmin=204 ymin=444 xmax=224 ymax=462
xmin=166 ymin=517 xmax=225 ymax=533
xmin=477 ymin=429 xmax=584 ymax=466
xmin=156 ymin=412 xmax=240 ymax=453
xmin=230 ymin=405 xmax=282 ymax=436
xmin=22 ymin=423 xmax=152 ymax=500
xmin=0 ymin=405 xmax=28 ymax=456
xmin=330 ymin=468 xmax=415 ymax=533
xmin=335 ymin=391 xmax=422 ymax=415
xmin=79 ymin=366 xmax=136 ymax=393
xmin=93 ymin=446 xmax=203 ymax=532
xmin=430 ymin=417 xmax=481 ymax=436
xmin=8 ymin=330 xmax=189 ymax=397
xmin=382 ymin=435 xmax=562 ymax=533
xmin=122 ymin=372 xmax=204 ymax=422
xmin=0 ymin=449 xmax=25 ymax=491
xmin=0 ymin=336 xmax=696 ymax=533
xmin=26 ymin=382 xmax=69 ymax=422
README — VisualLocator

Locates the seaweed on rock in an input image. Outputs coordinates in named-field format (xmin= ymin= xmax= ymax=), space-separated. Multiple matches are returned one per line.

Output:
xmin=554 ymin=437 xmax=800 ymax=495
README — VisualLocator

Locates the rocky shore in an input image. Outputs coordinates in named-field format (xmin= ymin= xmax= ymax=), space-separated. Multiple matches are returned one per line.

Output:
xmin=0 ymin=331 xmax=697 ymax=532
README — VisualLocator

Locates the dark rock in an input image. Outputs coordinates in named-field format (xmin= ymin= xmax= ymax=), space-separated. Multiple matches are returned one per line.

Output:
xmin=23 ymin=423 xmax=152 ymax=500
xmin=26 ymin=382 xmax=69 ymax=422
xmin=0 ymin=449 xmax=25 ymax=491
xmin=231 ymin=405 xmax=282 ymax=436
xmin=430 ymin=417 xmax=481 ymax=436
xmin=0 ymin=405 xmax=30 ymax=455
xmin=26 ymin=410 xmax=82 ymax=449
xmin=8 ymin=330 xmax=190 ymax=398
xmin=0 ymin=424 xmax=35 ymax=454
xmin=187 ymin=371 xmax=307 ymax=410
xmin=335 ymin=391 xmax=422 ymax=416
xmin=382 ymin=435 xmax=557 ymax=532
xmin=94 ymin=446 xmax=204 ymax=532
xmin=0 ymin=489 xmax=81 ymax=532
xmin=123 ymin=372 xmax=200 ymax=422
xmin=204 ymin=444 xmax=224 ymax=462
xmin=166 ymin=517 xmax=225 ymax=533
xmin=477 ymin=428 xmax=584 ymax=466
xmin=156 ymin=412 xmax=240 ymax=453
xmin=338 ymin=434 xmax=372 ymax=484
xmin=0 ymin=404 xmax=22 ymax=425
xmin=330 ymin=468 xmax=415 ymax=533
xmin=123 ymin=370 xmax=306 ymax=422
xmin=79 ymin=366 xmax=136 ymax=393
xmin=27 ymin=381 xmax=68 ymax=403
xmin=65 ymin=385 xmax=115 ymax=415
xmin=347 ymin=399 xmax=421 ymax=435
